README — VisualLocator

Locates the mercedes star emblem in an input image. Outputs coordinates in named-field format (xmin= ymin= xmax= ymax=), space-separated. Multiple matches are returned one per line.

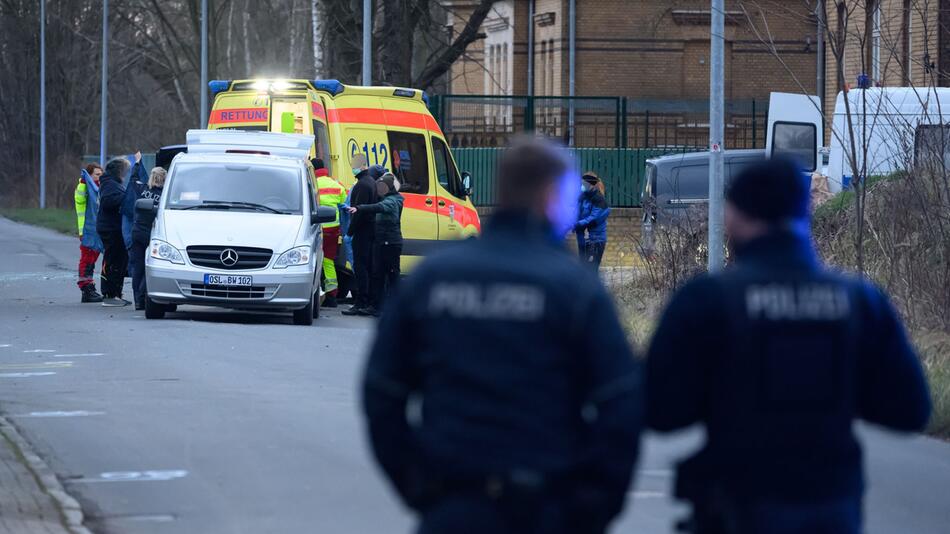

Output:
xmin=220 ymin=248 xmax=239 ymax=267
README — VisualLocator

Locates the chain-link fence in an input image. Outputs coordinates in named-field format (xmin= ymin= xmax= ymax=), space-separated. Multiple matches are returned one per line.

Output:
xmin=429 ymin=95 xmax=769 ymax=150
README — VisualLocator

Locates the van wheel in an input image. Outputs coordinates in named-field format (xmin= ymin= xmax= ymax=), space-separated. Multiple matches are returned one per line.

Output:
xmin=145 ymin=298 xmax=166 ymax=320
xmin=293 ymin=294 xmax=315 ymax=326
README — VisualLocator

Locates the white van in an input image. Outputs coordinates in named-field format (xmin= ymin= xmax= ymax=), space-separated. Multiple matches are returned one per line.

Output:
xmin=826 ymin=88 xmax=950 ymax=193
xmin=142 ymin=130 xmax=337 ymax=326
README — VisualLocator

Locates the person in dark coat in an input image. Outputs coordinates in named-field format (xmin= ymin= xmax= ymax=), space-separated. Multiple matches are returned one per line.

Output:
xmin=348 ymin=173 xmax=403 ymax=315
xmin=96 ymin=157 xmax=131 ymax=307
xmin=362 ymin=138 xmax=644 ymax=534
xmin=574 ymin=172 xmax=610 ymax=269
xmin=129 ymin=167 xmax=165 ymax=310
xmin=343 ymin=153 xmax=378 ymax=316
xmin=646 ymin=157 xmax=932 ymax=534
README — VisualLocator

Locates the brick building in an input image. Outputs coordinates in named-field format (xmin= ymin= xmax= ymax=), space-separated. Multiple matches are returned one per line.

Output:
xmin=823 ymin=0 xmax=950 ymax=115
xmin=440 ymin=1 xmax=820 ymax=147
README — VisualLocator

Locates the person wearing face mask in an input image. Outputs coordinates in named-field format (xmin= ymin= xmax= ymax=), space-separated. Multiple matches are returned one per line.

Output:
xmin=574 ymin=172 xmax=610 ymax=270
xmin=343 ymin=153 xmax=378 ymax=316
xmin=646 ymin=157 xmax=931 ymax=534
xmin=348 ymin=173 xmax=403 ymax=316
xmin=361 ymin=137 xmax=644 ymax=534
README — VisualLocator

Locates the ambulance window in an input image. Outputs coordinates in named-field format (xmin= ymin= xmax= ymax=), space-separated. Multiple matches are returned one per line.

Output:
xmin=224 ymin=125 xmax=268 ymax=132
xmin=387 ymin=131 xmax=429 ymax=195
xmin=312 ymin=120 xmax=332 ymax=174
xmin=432 ymin=137 xmax=463 ymax=198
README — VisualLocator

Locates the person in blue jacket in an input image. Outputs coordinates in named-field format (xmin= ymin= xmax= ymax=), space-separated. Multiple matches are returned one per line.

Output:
xmin=574 ymin=172 xmax=610 ymax=269
xmin=646 ymin=157 xmax=931 ymax=534
xmin=120 ymin=152 xmax=153 ymax=309
xmin=362 ymin=138 xmax=643 ymax=534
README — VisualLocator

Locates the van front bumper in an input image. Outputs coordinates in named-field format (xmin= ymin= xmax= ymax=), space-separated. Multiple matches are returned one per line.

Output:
xmin=145 ymin=260 xmax=315 ymax=310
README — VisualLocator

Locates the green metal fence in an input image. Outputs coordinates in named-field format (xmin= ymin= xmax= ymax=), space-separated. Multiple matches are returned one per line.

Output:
xmin=455 ymin=147 xmax=698 ymax=208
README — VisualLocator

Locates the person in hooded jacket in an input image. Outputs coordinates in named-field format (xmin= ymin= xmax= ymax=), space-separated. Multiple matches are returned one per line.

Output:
xmin=75 ymin=163 xmax=104 ymax=303
xmin=343 ymin=154 xmax=379 ymax=316
xmin=575 ymin=172 xmax=610 ymax=270
xmin=96 ymin=157 xmax=131 ymax=307
xmin=348 ymin=173 xmax=403 ymax=315
xmin=129 ymin=167 xmax=165 ymax=310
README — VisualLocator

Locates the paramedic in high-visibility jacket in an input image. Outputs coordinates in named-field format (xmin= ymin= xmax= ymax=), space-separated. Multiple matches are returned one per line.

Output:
xmin=646 ymin=157 xmax=932 ymax=534
xmin=74 ymin=163 xmax=104 ymax=303
xmin=312 ymin=158 xmax=347 ymax=308
xmin=362 ymin=137 xmax=643 ymax=534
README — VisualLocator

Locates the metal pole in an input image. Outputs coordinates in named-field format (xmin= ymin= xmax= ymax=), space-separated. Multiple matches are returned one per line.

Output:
xmin=99 ymin=0 xmax=108 ymax=166
xmin=200 ymin=0 xmax=208 ymax=128
xmin=527 ymin=0 xmax=535 ymax=96
xmin=39 ymin=0 xmax=46 ymax=209
xmin=362 ymin=0 xmax=371 ymax=85
xmin=568 ymin=0 xmax=576 ymax=146
xmin=708 ymin=0 xmax=725 ymax=272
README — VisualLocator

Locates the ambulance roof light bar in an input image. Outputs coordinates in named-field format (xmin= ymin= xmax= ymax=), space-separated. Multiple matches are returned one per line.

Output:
xmin=185 ymin=130 xmax=314 ymax=160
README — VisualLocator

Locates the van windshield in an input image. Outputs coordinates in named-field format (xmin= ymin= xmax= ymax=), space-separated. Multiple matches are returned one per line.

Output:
xmin=166 ymin=163 xmax=302 ymax=214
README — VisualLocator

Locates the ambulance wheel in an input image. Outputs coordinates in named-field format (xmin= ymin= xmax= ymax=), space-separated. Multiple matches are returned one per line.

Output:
xmin=145 ymin=298 xmax=166 ymax=320
xmin=293 ymin=293 xmax=315 ymax=326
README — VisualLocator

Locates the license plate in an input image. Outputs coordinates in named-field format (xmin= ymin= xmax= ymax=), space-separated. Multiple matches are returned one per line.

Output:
xmin=204 ymin=274 xmax=253 ymax=286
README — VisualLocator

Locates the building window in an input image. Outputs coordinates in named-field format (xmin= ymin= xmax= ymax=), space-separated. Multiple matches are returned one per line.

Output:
xmin=871 ymin=1 xmax=882 ymax=82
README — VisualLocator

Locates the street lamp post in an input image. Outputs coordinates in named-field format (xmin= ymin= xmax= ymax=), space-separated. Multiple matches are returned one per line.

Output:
xmin=39 ymin=0 xmax=46 ymax=209
xmin=361 ymin=0 xmax=371 ymax=85
xmin=100 ymin=0 xmax=109 ymax=166
xmin=200 ymin=0 xmax=208 ymax=128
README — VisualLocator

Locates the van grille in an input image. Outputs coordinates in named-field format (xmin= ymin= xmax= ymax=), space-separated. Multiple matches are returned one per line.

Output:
xmin=186 ymin=246 xmax=272 ymax=270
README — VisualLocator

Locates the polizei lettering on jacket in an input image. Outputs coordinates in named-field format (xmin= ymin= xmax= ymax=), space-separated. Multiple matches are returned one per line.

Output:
xmin=428 ymin=283 xmax=545 ymax=321
xmin=745 ymin=283 xmax=850 ymax=321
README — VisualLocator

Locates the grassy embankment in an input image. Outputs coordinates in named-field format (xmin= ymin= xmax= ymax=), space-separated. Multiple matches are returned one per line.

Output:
xmin=0 ymin=208 xmax=76 ymax=235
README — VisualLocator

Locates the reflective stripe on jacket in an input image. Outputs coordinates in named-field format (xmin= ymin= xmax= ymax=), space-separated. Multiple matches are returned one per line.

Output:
xmin=316 ymin=175 xmax=347 ymax=228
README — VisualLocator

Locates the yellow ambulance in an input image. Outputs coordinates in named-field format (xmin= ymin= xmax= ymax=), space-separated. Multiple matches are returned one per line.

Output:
xmin=207 ymin=79 xmax=480 ymax=268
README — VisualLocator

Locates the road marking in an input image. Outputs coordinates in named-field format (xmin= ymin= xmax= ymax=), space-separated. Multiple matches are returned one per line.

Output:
xmin=52 ymin=353 xmax=104 ymax=358
xmin=630 ymin=491 xmax=667 ymax=499
xmin=0 ymin=372 xmax=56 ymax=378
xmin=22 ymin=349 xmax=55 ymax=353
xmin=0 ymin=362 xmax=72 ymax=370
xmin=0 ymin=344 xmax=11 ymax=348
xmin=639 ymin=469 xmax=673 ymax=477
xmin=72 ymin=470 xmax=189 ymax=483
xmin=13 ymin=411 xmax=105 ymax=418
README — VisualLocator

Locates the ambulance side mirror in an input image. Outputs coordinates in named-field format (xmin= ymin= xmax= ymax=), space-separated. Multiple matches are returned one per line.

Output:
xmin=135 ymin=198 xmax=157 ymax=215
xmin=461 ymin=172 xmax=473 ymax=198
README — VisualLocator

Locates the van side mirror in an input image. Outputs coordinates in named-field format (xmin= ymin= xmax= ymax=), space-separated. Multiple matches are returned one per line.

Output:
xmin=135 ymin=197 xmax=157 ymax=215
xmin=312 ymin=206 xmax=337 ymax=225
xmin=461 ymin=171 xmax=473 ymax=197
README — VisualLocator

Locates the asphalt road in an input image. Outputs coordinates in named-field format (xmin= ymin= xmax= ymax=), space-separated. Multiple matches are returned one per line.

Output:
xmin=0 ymin=216 xmax=949 ymax=533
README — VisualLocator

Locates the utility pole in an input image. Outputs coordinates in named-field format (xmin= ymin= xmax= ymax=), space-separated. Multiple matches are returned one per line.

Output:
xmin=568 ymin=0 xmax=576 ymax=146
xmin=708 ymin=0 xmax=725 ymax=272
xmin=361 ymin=0 xmax=371 ymax=85
xmin=39 ymin=0 xmax=46 ymax=208
xmin=200 ymin=0 xmax=209 ymax=128
xmin=100 ymin=0 xmax=108 ymax=166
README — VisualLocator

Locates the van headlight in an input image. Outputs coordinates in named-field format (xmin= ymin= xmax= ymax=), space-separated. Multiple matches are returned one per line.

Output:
xmin=150 ymin=239 xmax=184 ymax=264
xmin=274 ymin=246 xmax=311 ymax=268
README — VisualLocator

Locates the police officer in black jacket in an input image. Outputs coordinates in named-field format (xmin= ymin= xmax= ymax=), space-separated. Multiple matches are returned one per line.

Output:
xmin=343 ymin=153 xmax=379 ymax=316
xmin=647 ymin=157 xmax=931 ymax=534
xmin=362 ymin=138 xmax=644 ymax=534
xmin=96 ymin=157 xmax=131 ymax=307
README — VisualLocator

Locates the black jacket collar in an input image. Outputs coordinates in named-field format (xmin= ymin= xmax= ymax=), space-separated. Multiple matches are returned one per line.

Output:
xmin=732 ymin=229 xmax=819 ymax=271
xmin=485 ymin=210 xmax=558 ymax=245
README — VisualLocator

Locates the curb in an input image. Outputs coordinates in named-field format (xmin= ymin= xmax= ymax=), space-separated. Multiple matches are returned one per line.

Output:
xmin=0 ymin=415 xmax=93 ymax=534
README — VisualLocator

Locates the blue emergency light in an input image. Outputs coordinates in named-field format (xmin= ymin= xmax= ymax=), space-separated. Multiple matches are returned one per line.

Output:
xmin=311 ymin=80 xmax=344 ymax=96
xmin=208 ymin=80 xmax=231 ymax=98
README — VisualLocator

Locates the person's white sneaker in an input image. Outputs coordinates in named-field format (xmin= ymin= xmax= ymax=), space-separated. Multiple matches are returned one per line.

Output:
xmin=101 ymin=297 xmax=128 ymax=307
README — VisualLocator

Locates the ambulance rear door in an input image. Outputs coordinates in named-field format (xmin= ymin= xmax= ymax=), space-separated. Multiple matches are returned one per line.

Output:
xmin=766 ymin=92 xmax=822 ymax=173
xmin=309 ymin=93 xmax=334 ymax=175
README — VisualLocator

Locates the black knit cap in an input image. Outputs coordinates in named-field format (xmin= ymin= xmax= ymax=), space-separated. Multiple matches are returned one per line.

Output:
xmin=726 ymin=156 xmax=810 ymax=223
